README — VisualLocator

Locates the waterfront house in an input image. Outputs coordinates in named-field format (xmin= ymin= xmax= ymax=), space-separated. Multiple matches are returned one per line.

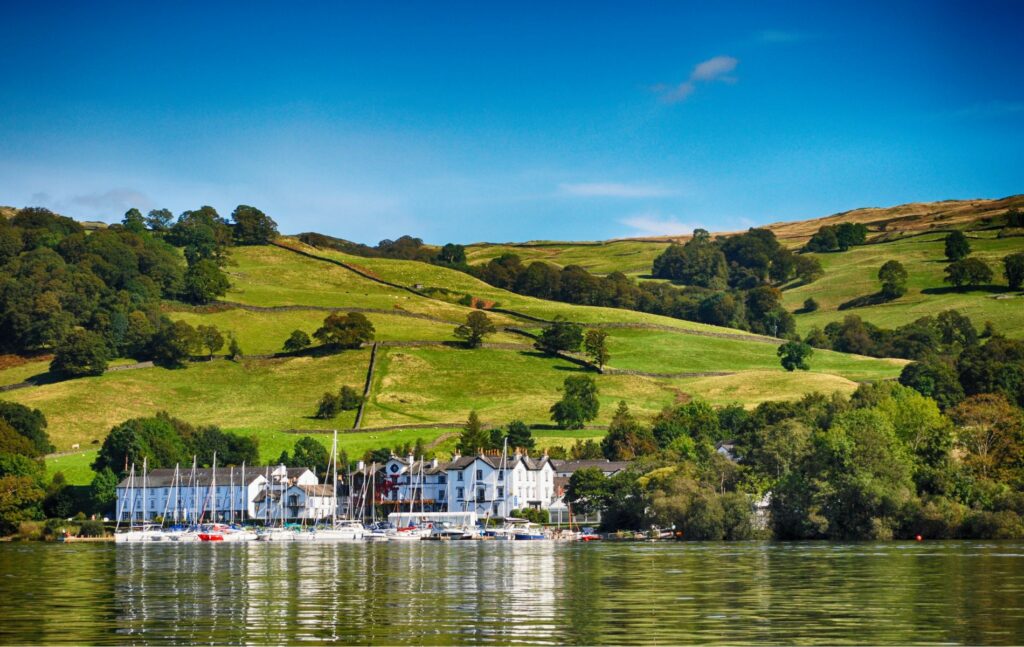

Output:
xmin=254 ymin=483 xmax=336 ymax=522
xmin=547 ymin=459 xmax=632 ymax=525
xmin=116 ymin=465 xmax=317 ymax=523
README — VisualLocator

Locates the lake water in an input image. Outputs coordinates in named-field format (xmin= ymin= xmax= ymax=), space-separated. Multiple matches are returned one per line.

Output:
xmin=1 ymin=541 xmax=1023 ymax=645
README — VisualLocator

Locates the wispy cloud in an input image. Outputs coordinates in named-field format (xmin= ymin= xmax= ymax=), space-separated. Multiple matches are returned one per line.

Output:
xmin=658 ymin=55 xmax=738 ymax=103
xmin=755 ymin=29 xmax=810 ymax=44
xmin=949 ymin=101 xmax=1024 ymax=120
xmin=559 ymin=182 xmax=675 ymax=198
xmin=71 ymin=188 xmax=153 ymax=215
xmin=620 ymin=213 xmax=700 ymax=237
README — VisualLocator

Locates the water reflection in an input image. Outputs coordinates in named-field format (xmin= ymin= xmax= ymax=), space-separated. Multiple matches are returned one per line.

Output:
xmin=1 ymin=542 xmax=1023 ymax=644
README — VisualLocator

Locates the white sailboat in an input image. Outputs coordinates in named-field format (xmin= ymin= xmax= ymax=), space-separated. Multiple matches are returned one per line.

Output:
xmin=301 ymin=431 xmax=365 ymax=542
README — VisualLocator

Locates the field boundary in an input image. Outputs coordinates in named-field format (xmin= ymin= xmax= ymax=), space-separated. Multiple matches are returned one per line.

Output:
xmin=353 ymin=343 xmax=379 ymax=429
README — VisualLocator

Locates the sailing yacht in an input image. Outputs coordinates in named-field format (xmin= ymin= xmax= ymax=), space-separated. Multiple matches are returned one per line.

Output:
xmin=300 ymin=431 xmax=365 ymax=542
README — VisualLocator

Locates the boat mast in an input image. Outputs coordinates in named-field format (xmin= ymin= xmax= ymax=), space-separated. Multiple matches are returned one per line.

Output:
xmin=142 ymin=457 xmax=148 ymax=525
xmin=230 ymin=465 xmax=235 ymax=524
xmin=191 ymin=456 xmax=198 ymax=524
xmin=370 ymin=462 xmax=376 ymax=525
xmin=241 ymin=462 xmax=246 ymax=523
xmin=332 ymin=430 xmax=338 ymax=528
xmin=211 ymin=452 xmax=217 ymax=524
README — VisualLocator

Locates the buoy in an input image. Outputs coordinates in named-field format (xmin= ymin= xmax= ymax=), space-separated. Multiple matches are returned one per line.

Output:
xmin=915 ymin=534 xmax=923 ymax=542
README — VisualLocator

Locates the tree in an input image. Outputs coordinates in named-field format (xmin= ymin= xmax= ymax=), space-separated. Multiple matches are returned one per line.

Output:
xmin=284 ymin=330 xmax=311 ymax=353
xmin=564 ymin=467 xmax=608 ymax=516
xmin=899 ymin=360 xmax=965 ymax=411
xmin=122 ymin=208 xmax=146 ymax=234
xmin=457 ymin=411 xmax=490 ymax=455
xmin=182 ymin=258 xmax=230 ymax=304
xmin=944 ymin=231 xmax=971 ymax=261
xmin=777 ymin=341 xmax=813 ymax=371
xmin=650 ymin=230 xmax=729 ymax=288
xmin=314 ymin=312 xmax=375 ymax=349
xmin=806 ymin=226 xmax=840 ymax=253
xmin=227 ymin=334 xmax=243 ymax=360
xmin=89 ymin=467 xmax=119 ymax=513
xmin=291 ymin=437 xmax=330 ymax=476
xmin=794 ymin=255 xmax=824 ymax=283
xmin=1004 ymin=252 xmax=1024 ymax=290
xmin=92 ymin=415 xmax=191 ymax=474
xmin=339 ymin=385 xmax=363 ymax=411
xmin=50 ymin=328 xmax=109 ymax=377
xmin=550 ymin=375 xmax=600 ymax=430
xmin=652 ymin=400 xmax=720 ymax=452
xmin=505 ymin=420 xmax=535 ymax=451
xmin=878 ymin=260 xmax=909 ymax=299
xmin=436 ymin=243 xmax=466 ymax=265
xmin=0 ymin=402 xmax=52 ymax=456
xmin=583 ymin=329 xmax=610 ymax=370
xmin=0 ymin=476 xmax=44 ymax=535
xmin=454 ymin=311 xmax=496 ymax=348
xmin=1007 ymin=207 xmax=1024 ymax=228
xmin=0 ymin=420 xmax=35 ymax=456
xmin=534 ymin=318 xmax=583 ymax=354
xmin=944 ymin=258 xmax=992 ymax=288
xmin=834 ymin=223 xmax=868 ymax=251
xmin=949 ymin=394 xmax=1024 ymax=483
xmin=196 ymin=325 xmax=224 ymax=359
xmin=316 ymin=393 xmax=342 ymax=419
xmin=601 ymin=401 xmax=657 ymax=460
xmin=231 ymin=205 xmax=279 ymax=245
xmin=150 ymin=319 xmax=199 ymax=367
xmin=144 ymin=208 xmax=174 ymax=232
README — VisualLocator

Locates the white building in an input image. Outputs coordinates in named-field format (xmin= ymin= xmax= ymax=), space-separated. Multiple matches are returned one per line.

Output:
xmin=116 ymin=465 xmax=317 ymax=523
xmin=254 ymin=483 xmax=336 ymax=522
xmin=374 ymin=451 xmax=556 ymax=519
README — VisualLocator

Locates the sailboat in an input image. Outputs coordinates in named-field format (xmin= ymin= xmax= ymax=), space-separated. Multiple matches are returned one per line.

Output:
xmin=300 ymin=431 xmax=365 ymax=542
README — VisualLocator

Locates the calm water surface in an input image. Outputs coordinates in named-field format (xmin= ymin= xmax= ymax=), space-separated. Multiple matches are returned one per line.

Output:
xmin=0 ymin=541 xmax=1022 ymax=645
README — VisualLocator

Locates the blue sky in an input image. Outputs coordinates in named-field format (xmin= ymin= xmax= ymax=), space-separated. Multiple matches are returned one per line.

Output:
xmin=2 ymin=1 xmax=1022 ymax=244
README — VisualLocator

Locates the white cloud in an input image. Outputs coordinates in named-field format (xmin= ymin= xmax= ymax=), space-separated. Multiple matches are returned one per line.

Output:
xmin=660 ymin=55 xmax=739 ymax=103
xmin=560 ymin=182 xmax=675 ymax=198
xmin=620 ymin=213 xmax=700 ymax=237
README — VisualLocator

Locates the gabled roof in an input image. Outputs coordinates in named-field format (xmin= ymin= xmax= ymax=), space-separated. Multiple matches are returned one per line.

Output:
xmin=551 ymin=459 xmax=632 ymax=474
xmin=117 ymin=466 xmax=313 ymax=489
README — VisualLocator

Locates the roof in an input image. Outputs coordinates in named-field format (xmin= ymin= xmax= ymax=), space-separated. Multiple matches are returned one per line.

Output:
xmin=117 ymin=466 xmax=312 ymax=489
xmin=297 ymin=484 xmax=335 ymax=497
xmin=551 ymin=459 xmax=632 ymax=474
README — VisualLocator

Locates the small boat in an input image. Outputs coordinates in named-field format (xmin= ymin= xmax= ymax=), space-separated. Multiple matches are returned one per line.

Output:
xmin=297 ymin=519 xmax=366 ymax=542
xmin=508 ymin=519 xmax=547 ymax=541
xmin=579 ymin=527 xmax=601 ymax=541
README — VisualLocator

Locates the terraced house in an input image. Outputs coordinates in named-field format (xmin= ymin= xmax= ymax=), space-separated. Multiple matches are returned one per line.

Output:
xmin=374 ymin=451 xmax=556 ymax=518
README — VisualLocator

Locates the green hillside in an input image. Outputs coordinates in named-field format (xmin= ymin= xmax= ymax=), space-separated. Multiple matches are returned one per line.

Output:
xmin=0 ymin=240 xmax=907 ymax=485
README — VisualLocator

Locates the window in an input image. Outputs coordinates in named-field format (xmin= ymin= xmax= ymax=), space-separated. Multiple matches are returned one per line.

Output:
xmin=456 ymin=487 xmax=464 ymax=500
xmin=457 ymin=472 xmax=463 ymax=482
xmin=497 ymin=486 xmax=504 ymax=498
xmin=498 ymin=470 xmax=504 ymax=481
xmin=475 ymin=469 xmax=483 ymax=480
xmin=439 ymin=475 xmax=446 ymax=484
xmin=477 ymin=487 xmax=486 ymax=501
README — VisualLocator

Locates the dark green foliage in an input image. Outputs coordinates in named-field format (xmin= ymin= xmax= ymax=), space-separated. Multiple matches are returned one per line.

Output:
xmin=150 ymin=319 xmax=200 ymax=367
xmin=0 ymin=420 xmax=35 ymax=456
xmin=316 ymin=392 xmax=342 ymax=419
xmin=564 ymin=467 xmax=608 ymax=516
xmin=50 ymin=328 xmax=109 ymax=377
xmin=144 ymin=208 xmax=174 ymax=232
xmin=1006 ymin=208 xmax=1024 ymax=228
xmin=0 ymin=475 xmax=45 ymax=535
xmin=291 ymin=437 xmax=330 ymax=476
xmin=957 ymin=336 xmax=1024 ymax=406
xmin=777 ymin=340 xmax=813 ymax=371
xmin=457 ymin=411 xmax=490 ymax=454
xmin=534 ymin=318 xmax=583 ymax=354
xmin=651 ymin=229 xmax=729 ymax=288
xmin=944 ymin=230 xmax=971 ymax=261
xmin=168 ymin=206 xmax=233 ymax=264
xmin=454 ymin=310 xmax=496 ymax=348
xmin=569 ymin=439 xmax=603 ymax=459
xmin=878 ymin=260 xmax=909 ymax=299
xmin=196 ymin=324 xmax=224 ymax=358
xmin=78 ymin=519 xmax=106 ymax=537
xmin=1004 ymin=252 xmax=1024 ymax=290
xmin=509 ymin=508 xmax=549 ymax=524
xmin=231 ymin=205 xmax=279 ymax=245
xmin=505 ymin=420 xmax=535 ymax=451
xmin=583 ymin=329 xmax=610 ymax=369
xmin=122 ymin=208 xmax=146 ymax=234
xmin=652 ymin=400 xmax=720 ymax=453
xmin=744 ymin=286 xmax=795 ymax=337
xmin=944 ymin=258 xmax=992 ymax=288
xmin=314 ymin=312 xmax=375 ymax=349
xmin=284 ymin=329 xmax=311 ymax=353
xmin=0 ymin=402 xmax=52 ymax=456
xmin=802 ymin=297 xmax=819 ymax=312
xmin=182 ymin=258 xmax=231 ymax=304
xmin=339 ymin=385 xmax=363 ymax=411
xmin=834 ymin=222 xmax=868 ymax=250
xmin=794 ymin=255 xmax=824 ymax=283
xmin=601 ymin=401 xmax=657 ymax=460
xmin=806 ymin=226 xmax=840 ymax=252
xmin=899 ymin=360 xmax=965 ymax=410
xmin=227 ymin=334 xmax=243 ymax=360
xmin=88 ymin=468 xmax=119 ymax=513
xmin=550 ymin=375 xmax=600 ymax=429
xmin=435 ymin=243 xmax=466 ymax=265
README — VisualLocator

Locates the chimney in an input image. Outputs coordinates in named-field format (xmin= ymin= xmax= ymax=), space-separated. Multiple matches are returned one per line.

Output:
xmin=407 ymin=453 xmax=415 ymax=467
xmin=432 ymin=458 xmax=439 ymax=469
xmin=356 ymin=460 xmax=365 ymax=472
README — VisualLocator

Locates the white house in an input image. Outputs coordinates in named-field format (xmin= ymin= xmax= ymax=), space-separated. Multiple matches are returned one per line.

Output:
xmin=254 ymin=483 xmax=336 ymax=522
xmin=116 ymin=465 xmax=316 ymax=524
xmin=371 ymin=451 xmax=557 ymax=519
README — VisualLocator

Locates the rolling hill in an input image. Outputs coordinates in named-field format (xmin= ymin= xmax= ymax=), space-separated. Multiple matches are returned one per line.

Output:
xmin=1 ymin=237 xmax=905 ymax=485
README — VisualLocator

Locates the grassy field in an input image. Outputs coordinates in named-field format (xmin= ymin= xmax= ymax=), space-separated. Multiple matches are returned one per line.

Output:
xmin=600 ymin=328 xmax=906 ymax=381
xmin=5 ymin=352 xmax=369 ymax=453
xmin=673 ymin=370 xmax=862 ymax=407
xmin=464 ymin=240 xmax=668 ymax=277
xmin=168 ymin=307 xmax=525 ymax=355
xmin=784 ymin=232 xmax=1024 ymax=337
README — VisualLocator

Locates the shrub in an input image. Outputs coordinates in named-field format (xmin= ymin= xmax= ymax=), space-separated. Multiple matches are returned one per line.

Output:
xmin=510 ymin=508 xmax=549 ymax=524
xmin=802 ymin=298 xmax=819 ymax=312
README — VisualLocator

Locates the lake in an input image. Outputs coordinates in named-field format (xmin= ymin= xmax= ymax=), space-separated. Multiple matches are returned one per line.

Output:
xmin=1 ymin=541 xmax=1022 ymax=645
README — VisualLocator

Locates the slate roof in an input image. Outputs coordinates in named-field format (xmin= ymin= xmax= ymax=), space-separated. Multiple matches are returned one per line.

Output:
xmin=117 ymin=466 xmax=312 ymax=489
xmin=551 ymin=459 xmax=632 ymax=475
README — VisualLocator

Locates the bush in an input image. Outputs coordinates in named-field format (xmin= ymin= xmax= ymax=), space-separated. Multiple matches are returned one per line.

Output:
xmin=802 ymin=298 xmax=819 ymax=312
xmin=315 ymin=393 xmax=341 ymax=419
xmin=509 ymin=508 xmax=549 ymax=524
xmin=339 ymin=385 xmax=363 ymax=411
xmin=78 ymin=519 xmax=106 ymax=537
